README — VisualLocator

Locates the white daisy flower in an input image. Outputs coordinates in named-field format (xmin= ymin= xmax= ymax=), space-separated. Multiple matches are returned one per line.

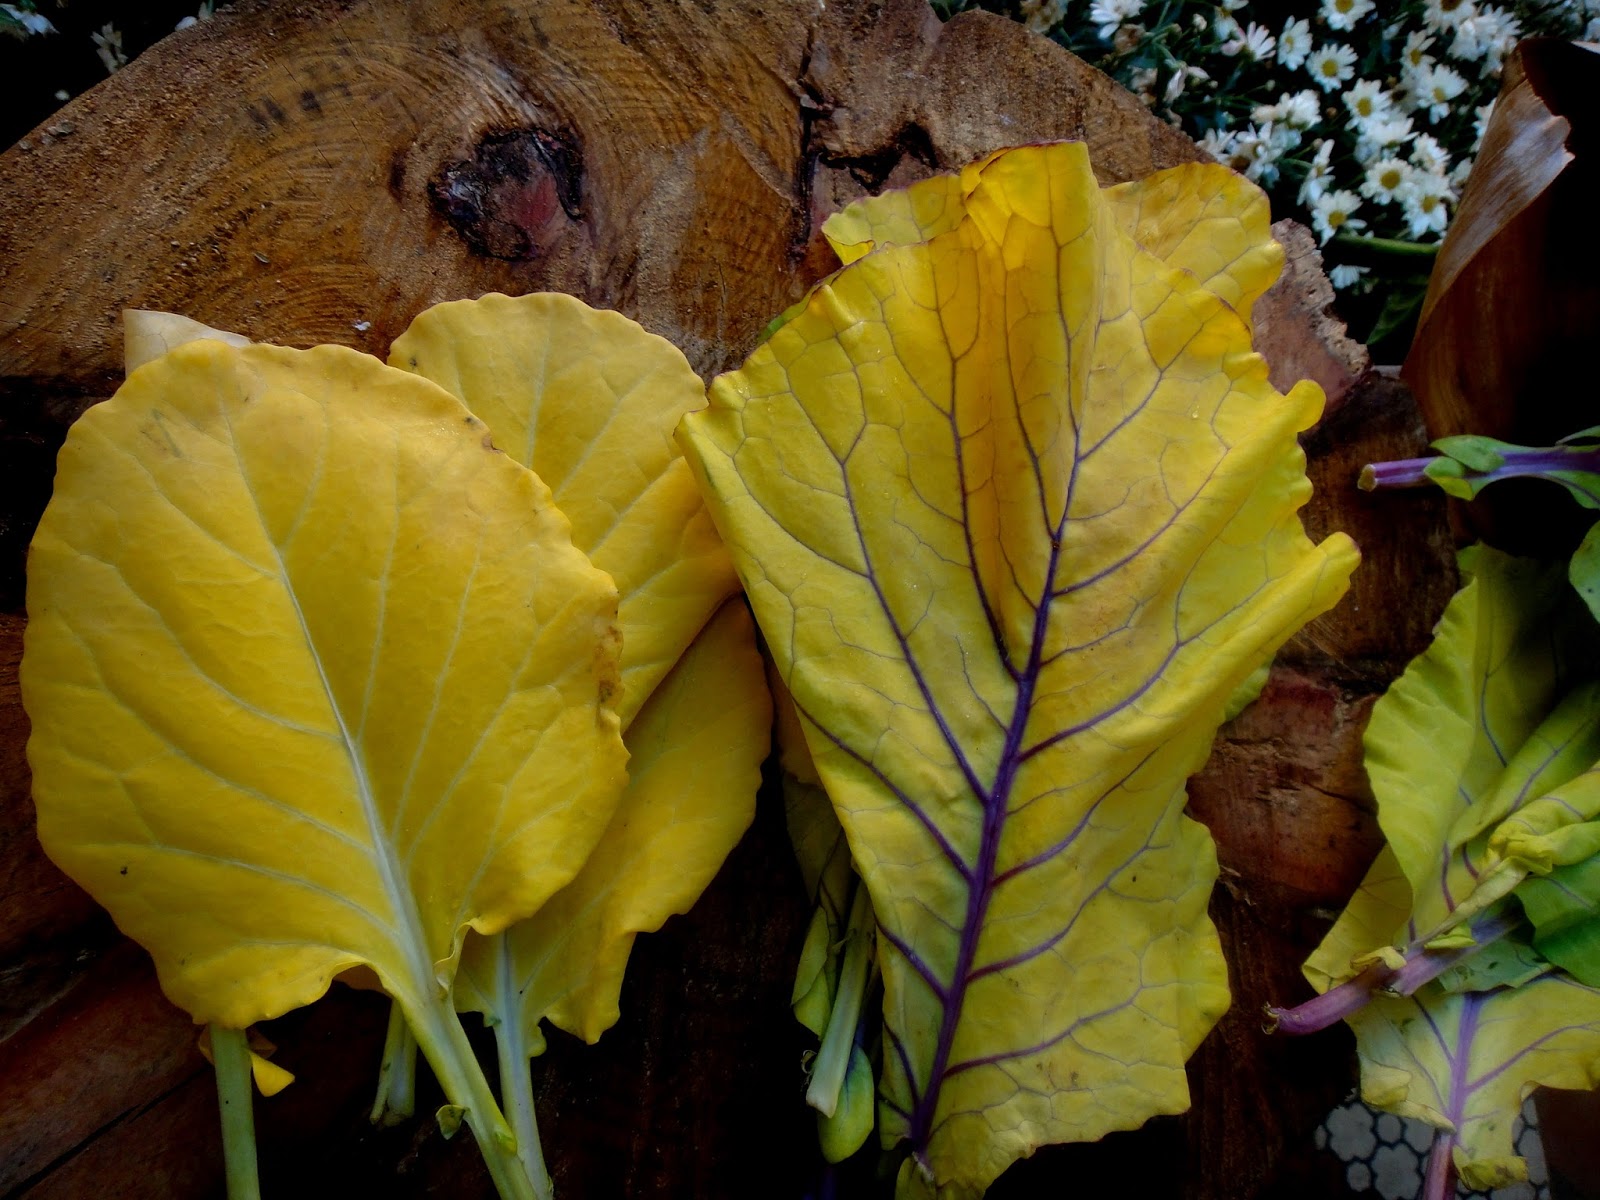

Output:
xmin=1299 ymin=139 xmax=1336 ymax=206
xmin=1356 ymin=113 xmax=1414 ymax=157
xmin=1278 ymin=17 xmax=1312 ymax=70
xmin=1228 ymin=22 xmax=1276 ymax=61
xmin=1197 ymin=127 xmax=1235 ymax=164
xmin=1410 ymin=132 xmax=1451 ymax=175
xmin=1129 ymin=66 xmax=1158 ymax=101
xmin=1 ymin=4 xmax=56 ymax=34
xmin=1401 ymin=29 xmax=1436 ymax=69
xmin=1323 ymin=0 xmax=1376 ymax=33
xmin=1279 ymin=89 xmax=1322 ymax=127
xmin=1343 ymin=79 xmax=1394 ymax=125
xmin=1450 ymin=157 xmax=1475 ymax=190
xmin=1307 ymin=42 xmax=1358 ymax=91
xmin=1402 ymin=173 xmax=1455 ymax=237
xmin=1089 ymin=0 xmax=1140 ymax=41
xmin=1312 ymin=188 xmax=1366 ymax=244
xmin=1329 ymin=264 xmax=1371 ymax=289
xmin=1164 ymin=65 xmax=1208 ymax=104
xmin=1361 ymin=157 xmax=1413 ymax=203
xmin=1220 ymin=0 xmax=1248 ymax=10
xmin=1422 ymin=0 xmax=1475 ymax=33
xmin=1214 ymin=12 xmax=1242 ymax=42
xmin=1415 ymin=62 xmax=1467 ymax=122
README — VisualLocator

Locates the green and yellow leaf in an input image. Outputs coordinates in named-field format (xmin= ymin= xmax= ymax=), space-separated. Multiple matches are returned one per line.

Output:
xmin=681 ymin=141 xmax=1357 ymax=1196
xmin=1298 ymin=546 xmax=1600 ymax=1187
xmin=1348 ymin=978 xmax=1600 ymax=1190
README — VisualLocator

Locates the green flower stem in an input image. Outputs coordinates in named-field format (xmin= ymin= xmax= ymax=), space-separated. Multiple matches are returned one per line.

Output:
xmin=403 ymin=987 xmax=537 ymax=1200
xmin=1330 ymin=232 xmax=1443 ymax=263
xmin=371 ymin=999 xmax=419 ymax=1126
xmin=210 ymin=1025 xmax=262 ymax=1200
xmin=490 ymin=933 xmax=554 ymax=1200
xmin=806 ymin=880 xmax=876 ymax=1117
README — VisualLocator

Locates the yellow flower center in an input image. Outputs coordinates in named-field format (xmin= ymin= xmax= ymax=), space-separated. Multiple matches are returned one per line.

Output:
xmin=1330 ymin=210 xmax=1347 ymax=228
xmin=1381 ymin=169 xmax=1402 ymax=189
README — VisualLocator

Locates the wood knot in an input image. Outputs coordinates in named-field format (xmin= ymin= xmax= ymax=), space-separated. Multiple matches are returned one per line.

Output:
xmin=428 ymin=127 xmax=584 ymax=261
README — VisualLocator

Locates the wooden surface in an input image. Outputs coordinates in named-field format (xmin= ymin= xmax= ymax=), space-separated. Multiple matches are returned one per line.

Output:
xmin=0 ymin=2 xmax=1452 ymax=1196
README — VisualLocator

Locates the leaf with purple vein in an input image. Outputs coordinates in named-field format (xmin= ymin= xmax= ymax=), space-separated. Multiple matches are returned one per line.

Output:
xmin=1345 ymin=977 xmax=1600 ymax=1191
xmin=679 ymin=141 xmax=1358 ymax=1196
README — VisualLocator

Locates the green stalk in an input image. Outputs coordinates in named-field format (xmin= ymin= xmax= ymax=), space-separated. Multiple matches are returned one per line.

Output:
xmin=1330 ymin=232 xmax=1443 ymax=262
xmin=210 ymin=1025 xmax=262 ymax=1200
xmin=371 ymin=999 xmax=419 ymax=1126
xmin=807 ymin=881 xmax=876 ymax=1117
xmin=491 ymin=933 xmax=554 ymax=1200
xmin=403 ymin=987 xmax=537 ymax=1200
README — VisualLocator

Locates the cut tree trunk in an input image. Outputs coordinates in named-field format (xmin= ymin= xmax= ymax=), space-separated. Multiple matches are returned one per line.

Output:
xmin=0 ymin=2 xmax=1444 ymax=1197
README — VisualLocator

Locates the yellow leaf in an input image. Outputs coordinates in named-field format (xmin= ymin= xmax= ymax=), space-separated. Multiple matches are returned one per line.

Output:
xmin=822 ymin=157 xmax=1280 ymax=324
xmin=680 ymin=141 xmax=1357 ymax=1195
xmin=23 ymin=340 xmax=627 ymax=1194
xmin=392 ymin=292 xmax=763 ymax=1040
xmin=390 ymin=292 xmax=738 ymax=726
xmin=455 ymin=597 xmax=769 ymax=1046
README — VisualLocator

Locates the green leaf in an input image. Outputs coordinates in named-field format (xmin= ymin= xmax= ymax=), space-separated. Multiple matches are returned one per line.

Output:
xmin=1359 ymin=547 xmax=1600 ymax=944
xmin=819 ymin=1042 xmax=877 ymax=1164
xmin=1570 ymin=521 xmax=1600 ymax=623
xmin=1519 ymin=855 xmax=1600 ymax=984
xmin=680 ymin=141 xmax=1358 ymax=1195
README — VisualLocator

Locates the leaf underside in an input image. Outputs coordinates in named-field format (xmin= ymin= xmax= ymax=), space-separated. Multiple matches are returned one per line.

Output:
xmin=24 ymin=341 xmax=629 ymax=1029
xmin=681 ymin=141 xmax=1357 ymax=1195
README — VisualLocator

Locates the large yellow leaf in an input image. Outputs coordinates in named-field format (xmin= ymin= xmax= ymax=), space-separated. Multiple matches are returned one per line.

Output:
xmin=390 ymin=292 xmax=738 ymax=726
xmin=454 ymin=596 xmax=769 ymax=1047
xmin=680 ymin=141 xmax=1358 ymax=1196
xmin=389 ymin=293 xmax=764 ymax=1194
xmin=823 ymin=156 xmax=1280 ymax=324
xmin=391 ymin=291 xmax=760 ymax=1034
xmin=24 ymin=340 xmax=627 ymax=1195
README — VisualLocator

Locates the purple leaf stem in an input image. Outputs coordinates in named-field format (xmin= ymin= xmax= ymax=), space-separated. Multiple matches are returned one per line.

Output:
xmin=1359 ymin=457 xmax=1440 ymax=491
xmin=1422 ymin=1130 xmax=1457 ymax=1200
xmin=1266 ymin=909 xmax=1522 ymax=1036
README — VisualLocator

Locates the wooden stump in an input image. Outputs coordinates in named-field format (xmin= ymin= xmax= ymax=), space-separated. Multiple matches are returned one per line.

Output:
xmin=0 ymin=2 xmax=1447 ymax=1195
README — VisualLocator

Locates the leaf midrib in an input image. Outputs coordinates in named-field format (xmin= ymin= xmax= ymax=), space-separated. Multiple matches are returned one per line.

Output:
xmin=224 ymin=393 xmax=438 ymax=1000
